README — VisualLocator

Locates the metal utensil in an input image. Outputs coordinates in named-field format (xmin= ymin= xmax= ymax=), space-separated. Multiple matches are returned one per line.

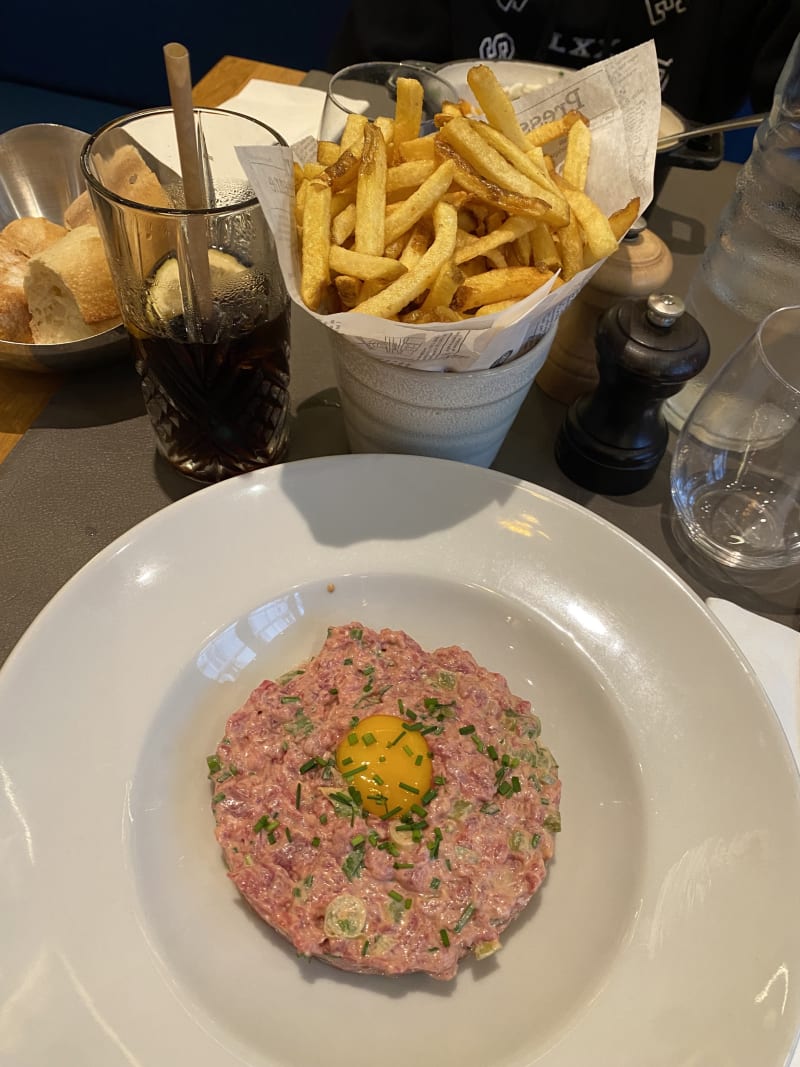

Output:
xmin=657 ymin=112 xmax=766 ymax=152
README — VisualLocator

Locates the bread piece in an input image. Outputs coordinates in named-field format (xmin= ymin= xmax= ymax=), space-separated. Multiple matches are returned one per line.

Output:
xmin=95 ymin=144 xmax=172 ymax=208
xmin=64 ymin=190 xmax=96 ymax=230
xmin=2 ymin=216 xmax=67 ymax=258
xmin=0 ymin=235 xmax=33 ymax=343
xmin=24 ymin=225 xmax=121 ymax=344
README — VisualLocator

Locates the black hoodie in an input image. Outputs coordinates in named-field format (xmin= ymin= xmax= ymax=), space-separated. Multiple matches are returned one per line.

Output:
xmin=328 ymin=0 xmax=800 ymax=122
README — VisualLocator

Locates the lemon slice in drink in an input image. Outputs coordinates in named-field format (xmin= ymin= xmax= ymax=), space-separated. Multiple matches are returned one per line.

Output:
xmin=147 ymin=248 xmax=247 ymax=323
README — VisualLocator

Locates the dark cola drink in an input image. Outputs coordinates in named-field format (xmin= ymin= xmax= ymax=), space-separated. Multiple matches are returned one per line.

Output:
xmin=133 ymin=255 xmax=290 ymax=482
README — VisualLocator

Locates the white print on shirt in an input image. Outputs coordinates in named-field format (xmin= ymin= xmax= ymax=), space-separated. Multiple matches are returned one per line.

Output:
xmin=480 ymin=33 xmax=516 ymax=60
xmin=645 ymin=0 xmax=687 ymax=26
xmin=548 ymin=33 xmax=621 ymax=60
xmin=658 ymin=55 xmax=673 ymax=90
xmin=496 ymin=0 xmax=529 ymax=11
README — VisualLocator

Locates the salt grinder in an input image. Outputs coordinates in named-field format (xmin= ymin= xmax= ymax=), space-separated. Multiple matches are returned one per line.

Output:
xmin=554 ymin=293 xmax=710 ymax=494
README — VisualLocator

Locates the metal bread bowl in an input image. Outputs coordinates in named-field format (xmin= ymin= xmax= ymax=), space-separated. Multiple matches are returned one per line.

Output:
xmin=0 ymin=122 xmax=129 ymax=372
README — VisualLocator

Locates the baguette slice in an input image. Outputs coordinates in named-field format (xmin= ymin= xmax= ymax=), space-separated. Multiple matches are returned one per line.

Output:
xmin=0 ymin=236 xmax=33 ymax=343
xmin=64 ymin=190 xmax=96 ymax=230
xmin=2 ymin=216 xmax=67 ymax=258
xmin=24 ymin=225 xmax=121 ymax=344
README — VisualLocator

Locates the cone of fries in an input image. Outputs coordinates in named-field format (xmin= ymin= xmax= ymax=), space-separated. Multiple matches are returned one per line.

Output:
xmin=240 ymin=43 xmax=662 ymax=464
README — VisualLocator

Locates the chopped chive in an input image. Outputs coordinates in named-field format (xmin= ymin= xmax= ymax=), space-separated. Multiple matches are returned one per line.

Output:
xmin=361 ymin=939 xmax=369 ymax=956
xmin=502 ymin=753 xmax=512 ymax=766
xmin=433 ymin=775 xmax=446 ymax=785
xmin=311 ymin=836 xmax=321 ymax=847
xmin=319 ymin=813 xmax=328 ymax=825
xmin=295 ymin=783 xmax=302 ymax=809
xmin=454 ymin=903 xmax=475 ymax=933
xmin=348 ymin=732 xmax=359 ymax=746
xmin=421 ymin=789 xmax=437 ymax=805
xmin=399 ymin=782 xmax=420 ymax=795
xmin=459 ymin=724 xmax=475 ymax=735
xmin=402 ymin=744 xmax=414 ymax=757
xmin=329 ymin=687 xmax=339 ymax=695
xmin=445 ymin=858 xmax=452 ymax=871
xmin=206 ymin=754 xmax=222 ymax=775
xmin=381 ymin=806 xmax=402 ymax=820
xmin=498 ymin=780 xmax=513 ymax=796
xmin=292 ymin=887 xmax=301 ymax=897
xmin=419 ymin=724 xmax=438 ymax=735
xmin=430 ymin=877 xmax=441 ymax=890
xmin=411 ymin=804 xmax=427 ymax=818
xmin=372 ymin=773 xmax=385 ymax=786
xmin=304 ymin=874 xmax=314 ymax=887
xmin=348 ymin=785 xmax=362 ymax=804
xmin=212 ymin=792 xmax=226 ymax=804
xmin=414 ymin=754 xmax=423 ymax=766
xmin=388 ymin=890 xmax=404 ymax=902
xmin=440 ymin=929 xmax=450 ymax=947
xmin=343 ymin=658 xmax=353 ymax=666
xmin=362 ymin=732 xmax=377 ymax=746
xmin=349 ymin=628 xmax=363 ymax=640
xmin=487 ymin=745 xmax=499 ymax=761
xmin=267 ymin=830 xmax=277 ymax=844
xmin=405 ymin=722 xmax=425 ymax=732
xmin=285 ymin=827 xmax=293 ymax=842
xmin=280 ymin=695 xmax=301 ymax=703
xmin=351 ymin=834 xmax=366 ymax=848
xmin=299 ymin=758 xmax=318 ymax=773
xmin=512 ymin=776 xmax=521 ymax=793
xmin=368 ymin=831 xmax=379 ymax=846
xmin=394 ymin=861 xmax=414 ymax=869
xmin=387 ymin=731 xmax=407 ymax=748
xmin=404 ymin=897 xmax=412 ymax=909
xmin=253 ymin=815 xmax=277 ymax=834
xmin=342 ymin=763 xmax=368 ymax=779
xmin=341 ymin=756 xmax=354 ymax=766
xmin=531 ymin=833 xmax=541 ymax=848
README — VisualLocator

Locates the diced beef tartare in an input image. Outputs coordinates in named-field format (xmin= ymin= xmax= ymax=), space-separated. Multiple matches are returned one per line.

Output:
xmin=209 ymin=622 xmax=561 ymax=980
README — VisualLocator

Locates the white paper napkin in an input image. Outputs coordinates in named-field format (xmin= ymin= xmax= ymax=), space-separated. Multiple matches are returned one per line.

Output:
xmin=707 ymin=597 xmax=800 ymax=765
xmin=220 ymin=79 xmax=368 ymax=146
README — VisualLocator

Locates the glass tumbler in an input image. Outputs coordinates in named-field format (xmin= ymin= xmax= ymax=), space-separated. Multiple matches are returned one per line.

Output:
xmin=81 ymin=107 xmax=290 ymax=482
xmin=670 ymin=305 xmax=800 ymax=570
xmin=319 ymin=62 xmax=458 ymax=143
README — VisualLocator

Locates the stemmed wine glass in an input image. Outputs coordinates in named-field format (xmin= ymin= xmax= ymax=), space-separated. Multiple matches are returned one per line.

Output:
xmin=670 ymin=304 xmax=800 ymax=570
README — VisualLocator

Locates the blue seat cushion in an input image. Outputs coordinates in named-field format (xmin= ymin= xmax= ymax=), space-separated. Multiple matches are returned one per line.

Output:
xmin=0 ymin=81 xmax=129 ymax=137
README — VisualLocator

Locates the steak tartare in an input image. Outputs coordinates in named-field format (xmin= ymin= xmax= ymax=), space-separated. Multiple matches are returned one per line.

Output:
xmin=209 ymin=622 xmax=561 ymax=980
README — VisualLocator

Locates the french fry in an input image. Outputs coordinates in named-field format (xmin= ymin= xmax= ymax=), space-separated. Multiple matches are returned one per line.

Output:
xmin=467 ymin=64 xmax=529 ymax=150
xmin=393 ymin=77 xmax=424 ymax=154
xmin=439 ymin=117 xmax=545 ymax=201
xmin=303 ymin=162 xmax=325 ymax=180
xmin=383 ymin=159 xmax=455 ymax=246
xmin=454 ymin=215 xmax=537 ymax=265
xmin=355 ymin=123 xmax=388 ymax=255
xmin=557 ymin=209 xmax=584 ymax=281
xmin=334 ymin=275 xmax=362 ymax=309
xmin=420 ymin=259 xmax=464 ymax=311
xmin=474 ymin=122 xmax=567 ymax=209
xmin=322 ymin=139 xmax=364 ymax=192
xmin=563 ymin=118 xmax=591 ymax=191
xmin=557 ymin=182 xmax=618 ymax=262
xmin=329 ymin=246 xmax=407 ymax=282
xmin=353 ymin=201 xmax=458 ymax=318
xmin=609 ymin=196 xmax=641 ymax=240
xmin=525 ymin=110 xmax=588 ymax=148
xmin=399 ymin=218 xmax=433 ymax=269
xmin=317 ymin=141 xmax=340 ymax=167
xmin=332 ymin=201 xmax=356 ymax=246
xmin=531 ymin=221 xmax=561 ymax=272
xmin=340 ymin=114 xmax=369 ymax=152
xmin=435 ymin=140 xmax=568 ymax=226
xmin=453 ymin=266 xmax=553 ymax=311
xmin=387 ymin=159 xmax=437 ymax=194
xmin=301 ymin=179 xmax=332 ymax=312
xmin=398 ymin=134 xmax=437 ymax=162
xmin=473 ymin=299 xmax=519 ymax=317
xmin=404 ymin=305 xmax=463 ymax=323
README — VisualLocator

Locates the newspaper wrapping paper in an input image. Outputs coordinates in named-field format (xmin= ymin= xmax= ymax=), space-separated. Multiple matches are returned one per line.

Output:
xmin=238 ymin=41 xmax=661 ymax=372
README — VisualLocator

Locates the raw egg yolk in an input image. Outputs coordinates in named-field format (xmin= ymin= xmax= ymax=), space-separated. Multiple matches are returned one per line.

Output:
xmin=335 ymin=714 xmax=432 ymax=819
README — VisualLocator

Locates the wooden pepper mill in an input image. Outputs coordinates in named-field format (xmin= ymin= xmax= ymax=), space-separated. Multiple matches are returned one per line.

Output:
xmin=537 ymin=217 xmax=674 ymax=405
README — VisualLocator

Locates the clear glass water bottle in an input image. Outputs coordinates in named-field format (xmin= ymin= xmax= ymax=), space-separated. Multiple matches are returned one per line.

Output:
xmin=664 ymin=30 xmax=800 ymax=430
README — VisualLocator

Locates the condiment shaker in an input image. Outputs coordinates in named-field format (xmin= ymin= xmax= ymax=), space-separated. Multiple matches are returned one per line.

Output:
xmin=555 ymin=293 xmax=709 ymax=494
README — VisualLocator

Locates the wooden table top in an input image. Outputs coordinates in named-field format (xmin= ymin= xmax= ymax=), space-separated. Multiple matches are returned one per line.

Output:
xmin=0 ymin=56 xmax=305 ymax=465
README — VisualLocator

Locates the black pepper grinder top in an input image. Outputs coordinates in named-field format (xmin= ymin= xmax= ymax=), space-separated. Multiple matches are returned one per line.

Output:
xmin=554 ymin=293 xmax=710 ymax=495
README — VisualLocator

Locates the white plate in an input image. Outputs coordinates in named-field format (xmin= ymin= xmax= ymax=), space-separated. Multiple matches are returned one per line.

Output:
xmin=2 ymin=454 xmax=799 ymax=1067
xmin=437 ymin=59 xmax=572 ymax=106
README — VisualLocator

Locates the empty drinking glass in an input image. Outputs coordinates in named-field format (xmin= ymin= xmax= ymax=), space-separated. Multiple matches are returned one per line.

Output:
xmin=670 ymin=305 xmax=800 ymax=570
